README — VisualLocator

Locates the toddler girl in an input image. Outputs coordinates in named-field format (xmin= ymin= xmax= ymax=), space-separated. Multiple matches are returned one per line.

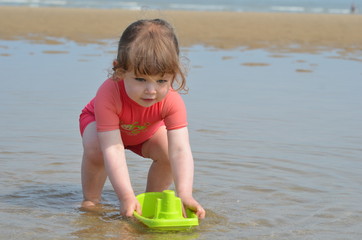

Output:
xmin=79 ymin=19 xmax=205 ymax=219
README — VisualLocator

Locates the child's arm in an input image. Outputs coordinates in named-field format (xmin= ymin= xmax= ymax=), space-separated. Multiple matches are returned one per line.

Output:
xmin=167 ymin=127 xmax=206 ymax=219
xmin=97 ymin=130 xmax=142 ymax=216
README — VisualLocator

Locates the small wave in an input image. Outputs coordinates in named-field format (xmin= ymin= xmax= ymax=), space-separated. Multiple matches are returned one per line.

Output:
xmin=328 ymin=8 xmax=350 ymax=14
xmin=169 ymin=3 xmax=227 ymax=11
xmin=113 ymin=2 xmax=143 ymax=11
xmin=270 ymin=5 xmax=352 ymax=14
xmin=271 ymin=6 xmax=305 ymax=13
xmin=0 ymin=0 xmax=66 ymax=6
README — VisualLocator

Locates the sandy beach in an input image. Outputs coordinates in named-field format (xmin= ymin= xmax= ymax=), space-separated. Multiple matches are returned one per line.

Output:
xmin=0 ymin=6 xmax=362 ymax=52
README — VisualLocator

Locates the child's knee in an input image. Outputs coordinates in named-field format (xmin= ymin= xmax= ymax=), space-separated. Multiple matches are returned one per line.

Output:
xmin=83 ymin=143 xmax=103 ymax=166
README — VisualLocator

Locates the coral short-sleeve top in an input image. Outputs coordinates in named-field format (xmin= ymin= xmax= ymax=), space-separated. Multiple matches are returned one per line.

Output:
xmin=82 ymin=78 xmax=187 ymax=146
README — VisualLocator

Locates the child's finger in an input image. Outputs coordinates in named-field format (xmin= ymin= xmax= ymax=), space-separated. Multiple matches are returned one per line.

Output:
xmin=125 ymin=208 xmax=134 ymax=217
xmin=136 ymin=201 xmax=142 ymax=216
xmin=196 ymin=206 xmax=206 ymax=219
xmin=181 ymin=204 xmax=187 ymax=218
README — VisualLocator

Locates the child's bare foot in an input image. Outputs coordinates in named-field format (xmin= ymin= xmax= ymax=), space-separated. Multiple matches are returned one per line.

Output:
xmin=81 ymin=200 xmax=97 ymax=208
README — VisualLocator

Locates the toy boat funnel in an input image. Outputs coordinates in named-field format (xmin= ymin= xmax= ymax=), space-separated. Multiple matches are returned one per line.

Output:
xmin=134 ymin=190 xmax=199 ymax=230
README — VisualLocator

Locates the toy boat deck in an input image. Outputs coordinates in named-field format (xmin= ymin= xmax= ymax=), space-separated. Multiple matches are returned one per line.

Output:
xmin=133 ymin=190 xmax=199 ymax=230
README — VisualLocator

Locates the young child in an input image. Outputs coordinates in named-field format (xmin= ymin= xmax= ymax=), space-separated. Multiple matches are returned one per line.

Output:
xmin=79 ymin=19 xmax=205 ymax=219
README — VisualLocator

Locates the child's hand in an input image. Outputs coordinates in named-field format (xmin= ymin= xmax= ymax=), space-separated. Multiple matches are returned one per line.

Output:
xmin=180 ymin=195 xmax=206 ymax=219
xmin=120 ymin=196 xmax=142 ymax=217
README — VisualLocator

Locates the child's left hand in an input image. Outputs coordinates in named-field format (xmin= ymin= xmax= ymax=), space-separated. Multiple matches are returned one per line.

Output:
xmin=180 ymin=195 xmax=206 ymax=219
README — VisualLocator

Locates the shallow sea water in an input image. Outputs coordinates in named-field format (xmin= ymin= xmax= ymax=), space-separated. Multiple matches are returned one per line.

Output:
xmin=0 ymin=39 xmax=361 ymax=239
xmin=1 ymin=0 xmax=362 ymax=14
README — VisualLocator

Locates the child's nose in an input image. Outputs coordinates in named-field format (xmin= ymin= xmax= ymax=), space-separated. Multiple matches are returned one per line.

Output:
xmin=145 ymin=82 xmax=156 ymax=93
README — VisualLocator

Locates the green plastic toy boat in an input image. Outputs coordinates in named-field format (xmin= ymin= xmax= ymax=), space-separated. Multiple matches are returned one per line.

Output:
xmin=133 ymin=190 xmax=199 ymax=230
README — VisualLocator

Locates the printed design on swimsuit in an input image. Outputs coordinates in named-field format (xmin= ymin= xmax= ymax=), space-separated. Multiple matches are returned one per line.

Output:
xmin=120 ymin=121 xmax=151 ymax=136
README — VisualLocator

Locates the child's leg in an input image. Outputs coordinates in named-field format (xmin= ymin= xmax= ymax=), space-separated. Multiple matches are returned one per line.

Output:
xmin=81 ymin=122 xmax=107 ymax=207
xmin=142 ymin=126 xmax=173 ymax=192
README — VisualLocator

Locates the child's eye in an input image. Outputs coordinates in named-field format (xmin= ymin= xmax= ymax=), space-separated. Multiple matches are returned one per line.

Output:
xmin=157 ymin=79 xmax=168 ymax=84
xmin=135 ymin=78 xmax=146 ymax=82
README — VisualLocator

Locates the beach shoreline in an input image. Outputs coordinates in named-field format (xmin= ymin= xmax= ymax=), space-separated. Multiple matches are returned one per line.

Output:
xmin=0 ymin=6 xmax=362 ymax=52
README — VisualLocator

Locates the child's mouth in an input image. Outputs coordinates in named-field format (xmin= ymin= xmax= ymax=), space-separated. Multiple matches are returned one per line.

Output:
xmin=142 ymin=98 xmax=155 ymax=102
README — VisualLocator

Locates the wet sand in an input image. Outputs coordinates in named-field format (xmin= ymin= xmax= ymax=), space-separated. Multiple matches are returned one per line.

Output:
xmin=0 ymin=6 xmax=362 ymax=52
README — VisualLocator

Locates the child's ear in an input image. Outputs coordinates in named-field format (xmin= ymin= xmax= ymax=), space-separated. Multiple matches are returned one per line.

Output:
xmin=112 ymin=60 xmax=124 ymax=80
xmin=113 ymin=60 xmax=118 ymax=68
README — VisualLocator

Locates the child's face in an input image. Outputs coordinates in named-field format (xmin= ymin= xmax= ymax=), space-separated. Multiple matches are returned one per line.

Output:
xmin=123 ymin=71 xmax=173 ymax=107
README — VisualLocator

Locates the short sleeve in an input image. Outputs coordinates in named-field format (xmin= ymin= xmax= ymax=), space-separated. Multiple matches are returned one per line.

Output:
xmin=162 ymin=91 xmax=188 ymax=130
xmin=94 ymin=79 xmax=122 ymax=132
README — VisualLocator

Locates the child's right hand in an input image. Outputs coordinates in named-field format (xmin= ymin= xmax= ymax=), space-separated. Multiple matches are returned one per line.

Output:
xmin=120 ymin=196 xmax=142 ymax=217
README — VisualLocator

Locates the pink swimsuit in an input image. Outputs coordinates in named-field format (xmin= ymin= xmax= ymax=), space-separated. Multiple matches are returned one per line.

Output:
xmin=79 ymin=78 xmax=187 ymax=155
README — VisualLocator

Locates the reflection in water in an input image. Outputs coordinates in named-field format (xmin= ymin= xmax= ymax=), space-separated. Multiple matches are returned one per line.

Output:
xmin=72 ymin=205 xmax=202 ymax=239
